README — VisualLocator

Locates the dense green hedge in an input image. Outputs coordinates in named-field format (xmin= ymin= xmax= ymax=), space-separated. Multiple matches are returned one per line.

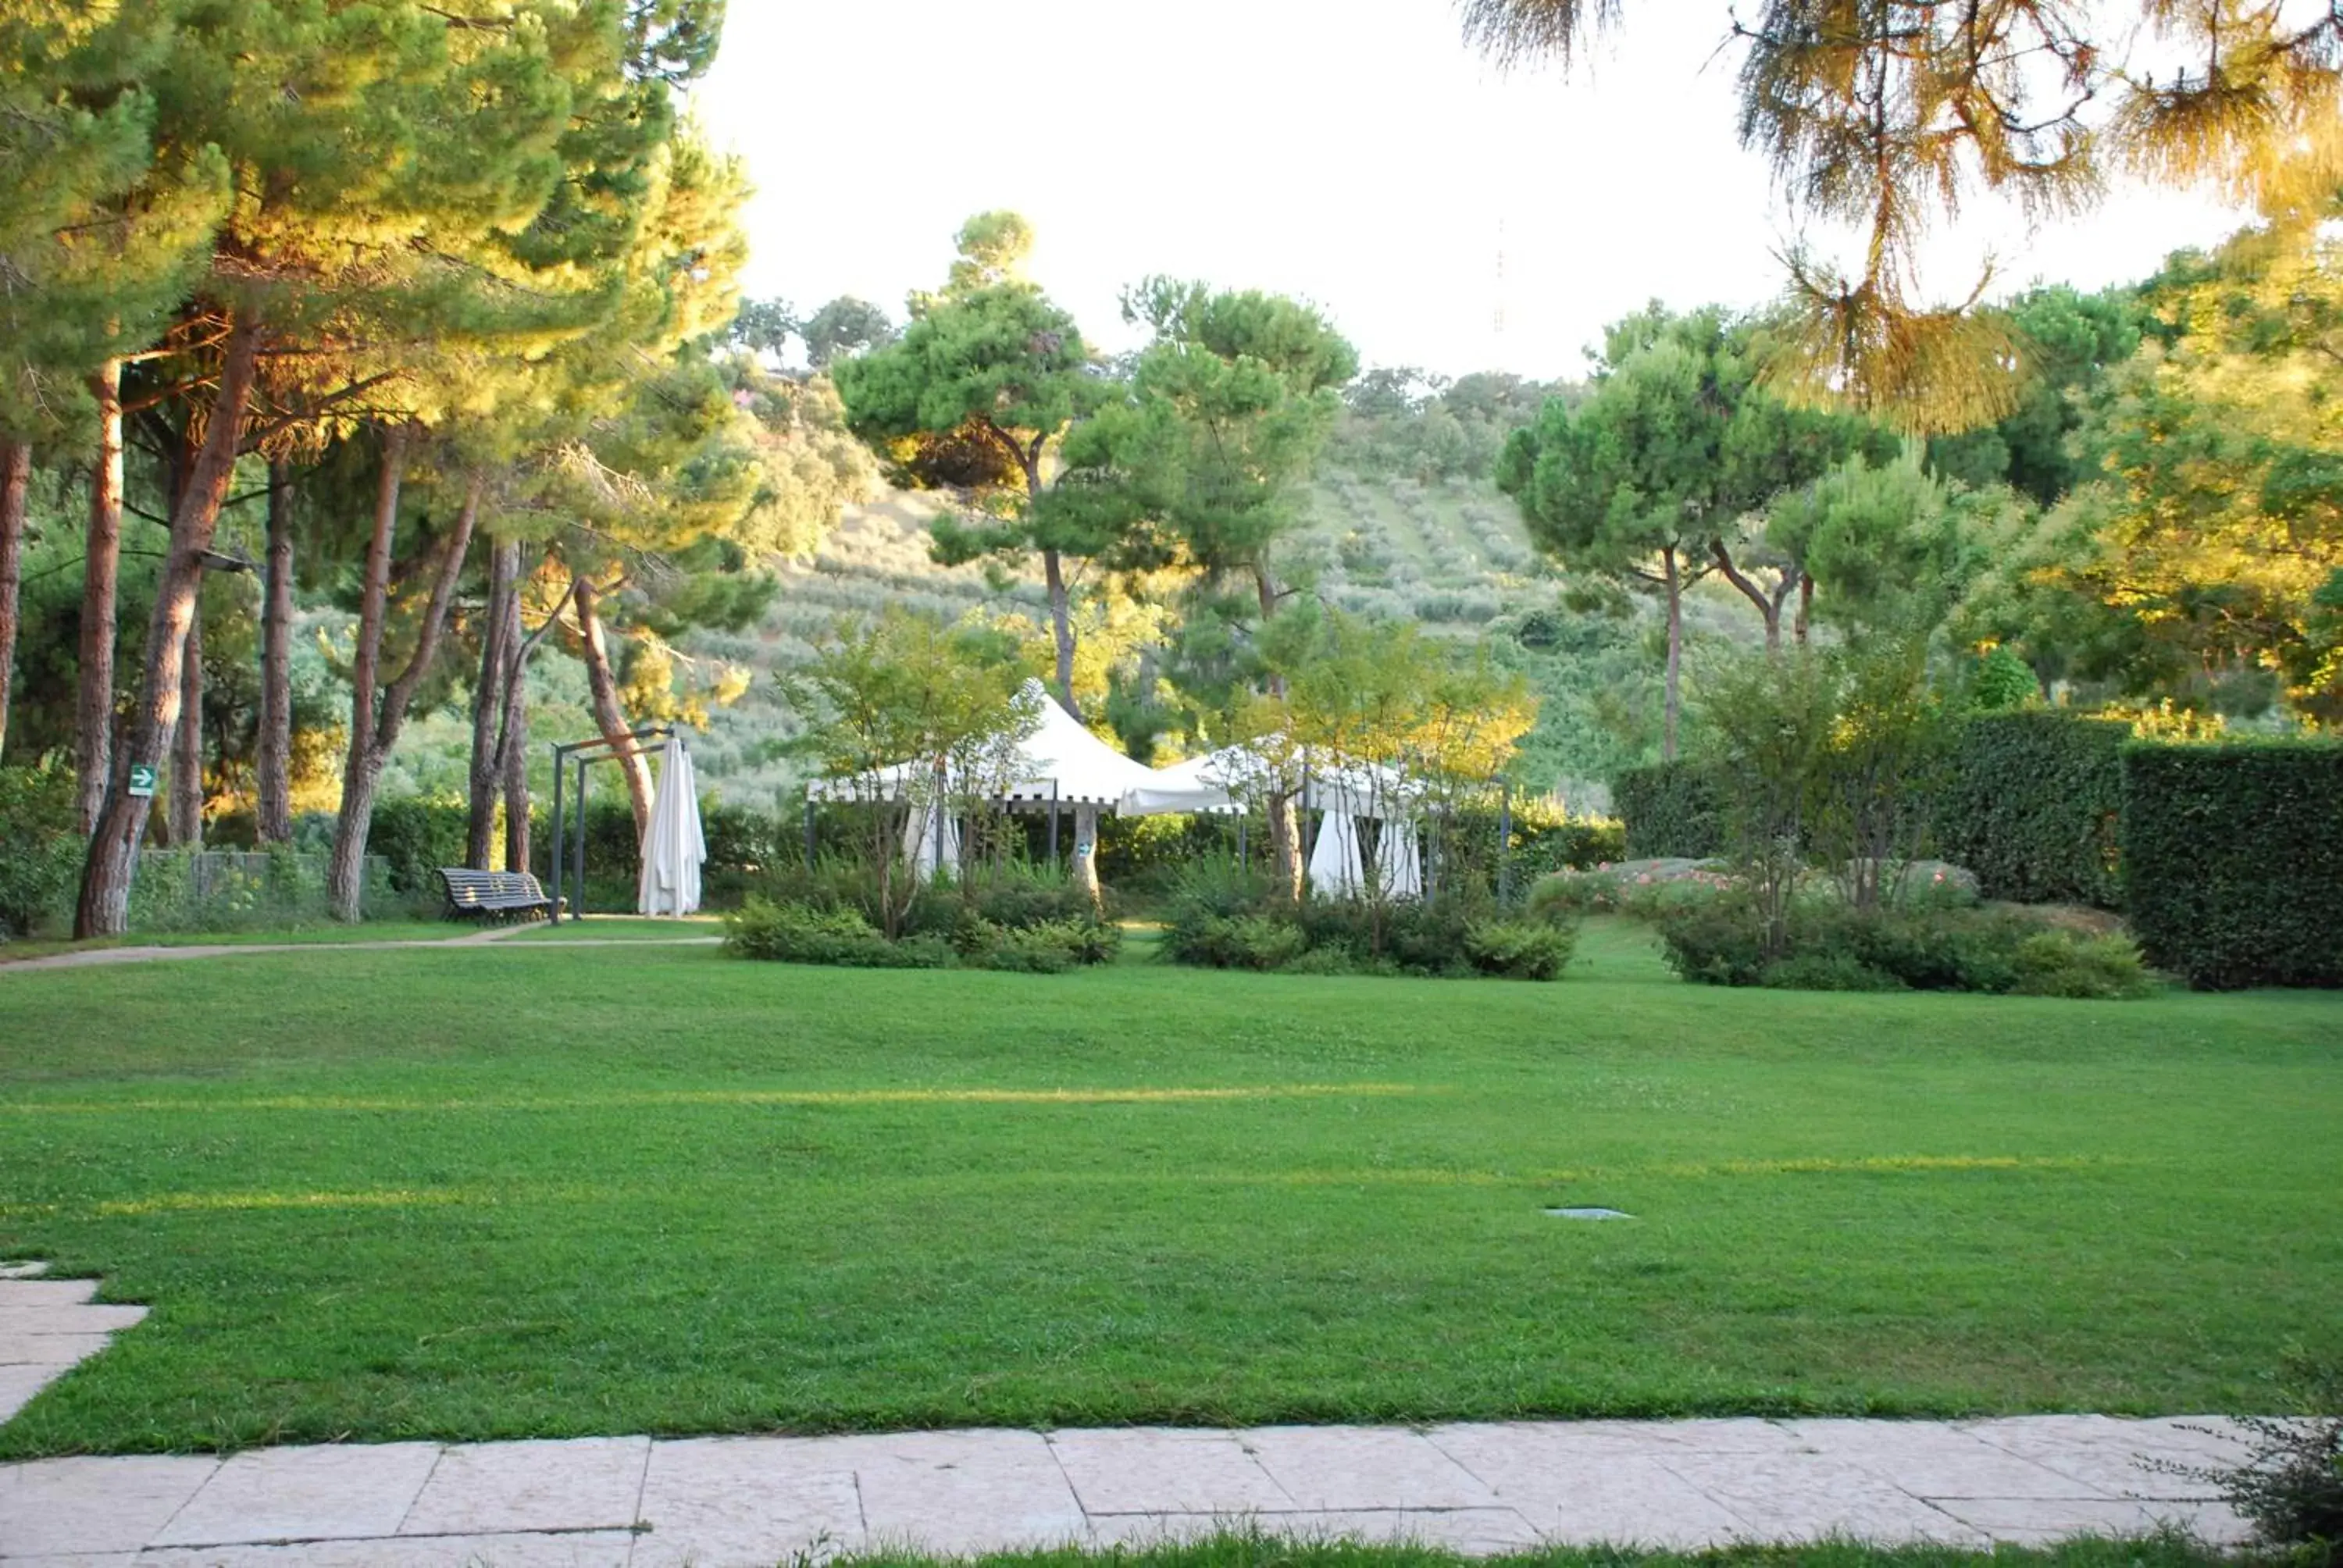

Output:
xmin=1612 ymin=762 xmax=1724 ymax=858
xmin=2121 ymin=740 xmax=2343 ymax=989
xmin=1933 ymin=713 xmax=2127 ymax=908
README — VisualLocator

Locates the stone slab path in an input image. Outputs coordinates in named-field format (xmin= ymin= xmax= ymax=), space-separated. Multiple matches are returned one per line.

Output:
xmin=0 ymin=928 xmax=719 ymax=975
xmin=0 ymin=1268 xmax=2258 ymax=1567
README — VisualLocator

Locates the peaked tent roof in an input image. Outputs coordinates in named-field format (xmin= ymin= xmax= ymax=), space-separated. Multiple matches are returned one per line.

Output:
xmin=808 ymin=680 xmax=1162 ymax=811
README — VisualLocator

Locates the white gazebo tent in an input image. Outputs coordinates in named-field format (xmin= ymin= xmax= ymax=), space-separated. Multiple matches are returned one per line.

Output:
xmin=808 ymin=680 xmax=1162 ymax=883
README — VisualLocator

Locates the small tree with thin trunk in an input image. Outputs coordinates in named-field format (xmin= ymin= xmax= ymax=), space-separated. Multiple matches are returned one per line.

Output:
xmin=782 ymin=608 xmax=1036 ymax=940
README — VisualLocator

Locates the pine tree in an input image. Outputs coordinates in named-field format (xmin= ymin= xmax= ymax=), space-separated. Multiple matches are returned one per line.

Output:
xmin=834 ymin=214 xmax=1107 ymax=715
xmin=77 ymin=1 xmax=607 ymax=935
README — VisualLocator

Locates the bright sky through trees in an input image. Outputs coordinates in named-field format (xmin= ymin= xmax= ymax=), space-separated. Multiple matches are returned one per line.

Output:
xmin=691 ymin=0 xmax=2249 ymax=376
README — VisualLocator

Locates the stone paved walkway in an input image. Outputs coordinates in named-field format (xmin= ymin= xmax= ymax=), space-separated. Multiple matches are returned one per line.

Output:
xmin=0 ymin=1268 xmax=2258 ymax=1567
xmin=0 ymin=927 xmax=719 ymax=975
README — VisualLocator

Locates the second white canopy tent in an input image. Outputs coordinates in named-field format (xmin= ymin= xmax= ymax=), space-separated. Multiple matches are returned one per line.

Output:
xmin=1114 ymin=742 xmax=1424 ymax=900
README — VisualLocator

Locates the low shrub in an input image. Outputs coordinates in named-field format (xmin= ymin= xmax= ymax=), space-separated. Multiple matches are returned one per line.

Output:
xmin=1657 ymin=894 xmax=2155 ymax=999
xmin=1164 ymin=912 xmax=1310 ymax=972
xmin=2177 ymin=1364 xmax=2343 ymax=1563
xmin=1164 ymin=880 xmax=1577 ymax=982
xmin=1463 ymin=917 xmax=1577 ymax=980
xmin=969 ymin=916 xmax=1122 ymax=974
xmin=722 ymin=899 xmax=950 ymax=968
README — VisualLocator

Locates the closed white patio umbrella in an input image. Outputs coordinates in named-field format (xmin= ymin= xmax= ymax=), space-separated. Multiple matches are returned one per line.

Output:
xmin=637 ymin=735 xmax=707 ymax=916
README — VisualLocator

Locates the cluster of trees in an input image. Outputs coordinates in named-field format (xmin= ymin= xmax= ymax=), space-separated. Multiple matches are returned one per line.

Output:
xmin=1501 ymin=213 xmax=2343 ymax=765
xmin=0 ymin=2 xmax=876 ymax=934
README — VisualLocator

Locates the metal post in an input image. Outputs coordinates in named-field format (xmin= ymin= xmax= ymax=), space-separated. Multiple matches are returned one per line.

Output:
xmin=802 ymin=794 xmax=816 ymax=872
xmin=571 ymin=758 xmax=588 ymax=923
xmin=1498 ymin=777 xmax=1514 ymax=906
xmin=1237 ymin=817 xmax=1247 ymax=872
xmin=548 ymin=746 xmax=565 ymax=918
xmin=1047 ymin=780 xmax=1059 ymax=864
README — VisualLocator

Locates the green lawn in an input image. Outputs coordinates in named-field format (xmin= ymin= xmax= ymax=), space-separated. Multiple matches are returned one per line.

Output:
xmin=0 ymin=919 xmax=2337 ymax=1456
xmin=0 ymin=919 xmax=469 ymax=962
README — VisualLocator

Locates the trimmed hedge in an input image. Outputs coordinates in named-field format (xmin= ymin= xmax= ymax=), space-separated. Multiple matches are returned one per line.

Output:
xmin=1612 ymin=762 xmax=1724 ymax=858
xmin=2121 ymin=740 xmax=2343 ymax=990
xmin=1933 ymin=713 xmax=2127 ymax=908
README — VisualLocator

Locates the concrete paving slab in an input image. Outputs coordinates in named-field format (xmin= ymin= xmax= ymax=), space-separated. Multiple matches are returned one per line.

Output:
xmin=1656 ymin=1447 xmax=1992 ymax=1545
xmin=398 ymin=1439 xmax=648 ymax=1538
xmin=629 ymin=1434 xmax=865 ymax=1568
xmin=1596 ymin=1418 xmax=1806 ymax=1453
xmin=1961 ymin=1417 xmax=2243 ymax=1499
xmin=1426 ymin=1424 xmax=1753 ymax=1547
xmin=0 ymin=1363 xmax=61 ymax=1423
xmin=1931 ymin=1495 xmax=2252 ymax=1547
xmin=0 ymin=1263 xmax=48 ymax=1280
xmin=134 ymin=1530 xmax=639 ymax=1566
xmin=1049 ymin=1428 xmax=1293 ymax=1515
xmin=0 ymin=1454 xmax=218 ymax=1556
xmin=840 ymin=1429 xmax=1086 ymax=1553
xmin=0 ymin=1333 xmax=121 ymax=1367
xmin=1239 ymin=1427 xmax=1501 ymax=1513
xmin=152 ymin=1442 xmax=443 ymax=1547
xmin=1292 ymin=1509 xmax=1549 ymax=1552
xmin=1781 ymin=1417 xmax=2120 ymax=1500
xmin=0 ymin=1305 xmax=149 ymax=1335
xmin=0 ymin=1280 xmax=98 ymax=1308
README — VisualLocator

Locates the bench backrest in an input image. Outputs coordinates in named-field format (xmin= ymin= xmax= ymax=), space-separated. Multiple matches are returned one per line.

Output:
xmin=438 ymin=868 xmax=548 ymax=905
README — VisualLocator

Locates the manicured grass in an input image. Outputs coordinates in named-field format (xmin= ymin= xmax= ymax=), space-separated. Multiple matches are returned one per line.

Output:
xmin=0 ymin=920 xmax=468 ymax=962
xmin=845 ymin=1538 xmax=2256 ymax=1568
xmin=0 ymin=919 xmax=2337 ymax=1456
xmin=505 ymin=914 xmax=725 ymax=941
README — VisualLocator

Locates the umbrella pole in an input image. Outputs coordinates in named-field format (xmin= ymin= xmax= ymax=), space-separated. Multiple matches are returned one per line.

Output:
xmin=802 ymin=795 xmax=815 ymax=873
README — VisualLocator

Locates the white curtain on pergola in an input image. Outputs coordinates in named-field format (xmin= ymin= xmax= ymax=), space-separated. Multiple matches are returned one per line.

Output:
xmin=637 ymin=736 xmax=706 ymax=916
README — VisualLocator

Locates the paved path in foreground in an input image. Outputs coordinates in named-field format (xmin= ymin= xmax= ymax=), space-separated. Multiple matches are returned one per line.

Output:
xmin=0 ymin=1269 xmax=2258 ymax=1567
xmin=0 ymin=927 xmax=719 ymax=974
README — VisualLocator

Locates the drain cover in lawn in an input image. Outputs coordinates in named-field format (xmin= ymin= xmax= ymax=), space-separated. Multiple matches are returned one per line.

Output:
xmin=1546 ymin=1206 xmax=1634 ymax=1220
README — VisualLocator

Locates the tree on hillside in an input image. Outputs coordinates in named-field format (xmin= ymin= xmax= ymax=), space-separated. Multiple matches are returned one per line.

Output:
xmin=1497 ymin=305 xmax=1888 ymax=757
xmin=1461 ymin=1 xmax=2343 ymax=428
xmin=833 ymin=214 xmax=1105 ymax=714
xmin=800 ymin=297 xmax=895 ymax=368
xmin=1058 ymin=278 xmax=1359 ymax=897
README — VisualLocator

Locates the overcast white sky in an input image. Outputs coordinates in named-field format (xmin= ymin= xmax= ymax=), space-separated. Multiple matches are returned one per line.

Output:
xmin=690 ymin=0 xmax=2252 ymax=380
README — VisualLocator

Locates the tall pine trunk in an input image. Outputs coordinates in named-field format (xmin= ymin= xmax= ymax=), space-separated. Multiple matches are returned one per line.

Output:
xmin=255 ymin=461 xmax=295 ymax=844
xmin=1661 ymin=544 xmax=1683 ymax=762
xmin=573 ymin=575 xmax=653 ymax=839
xmin=1041 ymin=547 xmax=1077 ymax=717
xmin=77 ymin=364 xmax=125 ymax=830
xmin=169 ymin=612 xmax=204 ymax=846
xmin=501 ymin=618 xmax=531 ymax=878
xmin=326 ymin=448 xmax=479 ymax=920
xmin=78 ymin=312 xmax=262 ymax=937
xmin=0 ymin=437 xmax=28 ymax=765
xmin=465 ymin=536 xmax=518 ymax=868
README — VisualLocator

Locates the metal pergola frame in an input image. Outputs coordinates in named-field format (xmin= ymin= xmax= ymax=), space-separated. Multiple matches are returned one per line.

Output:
xmin=547 ymin=726 xmax=672 ymax=923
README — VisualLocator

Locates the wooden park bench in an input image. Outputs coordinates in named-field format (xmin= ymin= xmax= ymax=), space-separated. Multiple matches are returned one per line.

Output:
xmin=437 ymin=867 xmax=555 ymax=922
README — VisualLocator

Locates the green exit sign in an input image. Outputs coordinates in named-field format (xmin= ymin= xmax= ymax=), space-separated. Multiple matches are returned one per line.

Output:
xmin=126 ymin=764 xmax=158 ymax=798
